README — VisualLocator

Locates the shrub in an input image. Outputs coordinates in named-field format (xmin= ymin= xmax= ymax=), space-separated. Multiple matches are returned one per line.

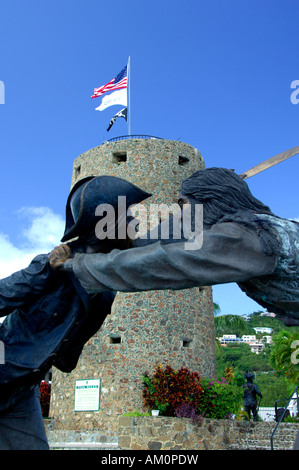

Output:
xmin=39 ymin=381 xmax=51 ymax=417
xmin=143 ymin=365 xmax=244 ymax=420
xmin=198 ymin=377 xmax=243 ymax=419
xmin=224 ymin=366 xmax=234 ymax=384
xmin=142 ymin=364 xmax=203 ymax=416
xmin=174 ymin=403 xmax=203 ymax=423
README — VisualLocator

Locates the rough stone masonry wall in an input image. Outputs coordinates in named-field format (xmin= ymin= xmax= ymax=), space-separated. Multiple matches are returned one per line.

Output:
xmin=50 ymin=139 xmax=216 ymax=431
xmin=50 ymin=286 xmax=215 ymax=432
xmin=70 ymin=138 xmax=204 ymax=203
xmin=117 ymin=417 xmax=299 ymax=451
xmin=44 ymin=417 xmax=299 ymax=450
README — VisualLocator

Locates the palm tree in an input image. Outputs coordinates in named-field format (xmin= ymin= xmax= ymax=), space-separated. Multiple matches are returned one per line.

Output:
xmin=213 ymin=302 xmax=221 ymax=316
xmin=214 ymin=314 xmax=247 ymax=337
xmin=213 ymin=302 xmax=247 ymax=337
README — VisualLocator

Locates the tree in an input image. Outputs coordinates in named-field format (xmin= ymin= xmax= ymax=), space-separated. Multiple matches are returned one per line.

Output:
xmin=254 ymin=372 xmax=290 ymax=406
xmin=270 ymin=330 xmax=299 ymax=384
xmin=216 ymin=342 xmax=272 ymax=375
xmin=214 ymin=314 xmax=247 ymax=337
xmin=213 ymin=302 xmax=221 ymax=316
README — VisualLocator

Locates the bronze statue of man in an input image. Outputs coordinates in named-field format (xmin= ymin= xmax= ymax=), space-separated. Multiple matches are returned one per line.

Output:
xmin=243 ymin=372 xmax=263 ymax=421
xmin=0 ymin=176 xmax=150 ymax=450
xmin=53 ymin=167 xmax=299 ymax=327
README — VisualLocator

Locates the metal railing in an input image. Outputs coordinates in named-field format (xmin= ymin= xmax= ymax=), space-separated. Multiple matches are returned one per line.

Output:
xmin=270 ymin=385 xmax=298 ymax=450
xmin=106 ymin=135 xmax=163 ymax=143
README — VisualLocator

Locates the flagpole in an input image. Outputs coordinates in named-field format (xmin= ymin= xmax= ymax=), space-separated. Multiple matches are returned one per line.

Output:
xmin=128 ymin=56 xmax=131 ymax=136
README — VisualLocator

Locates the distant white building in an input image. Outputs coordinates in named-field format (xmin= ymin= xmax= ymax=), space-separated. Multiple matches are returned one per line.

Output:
xmin=254 ymin=327 xmax=273 ymax=334
xmin=249 ymin=342 xmax=264 ymax=354
xmin=242 ymin=335 xmax=256 ymax=343
xmin=260 ymin=312 xmax=276 ymax=318
xmin=241 ymin=334 xmax=265 ymax=353
xmin=222 ymin=334 xmax=237 ymax=340
xmin=218 ymin=334 xmax=243 ymax=344
xmin=217 ymin=333 xmax=268 ymax=353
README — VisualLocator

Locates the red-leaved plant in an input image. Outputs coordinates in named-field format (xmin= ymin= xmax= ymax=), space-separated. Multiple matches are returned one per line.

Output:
xmin=39 ymin=381 xmax=51 ymax=417
xmin=142 ymin=364 xmax=203 ymax=416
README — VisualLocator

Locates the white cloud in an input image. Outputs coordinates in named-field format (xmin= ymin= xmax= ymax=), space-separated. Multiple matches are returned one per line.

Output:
xmin=0 ymin=206 xmax=65 ymax=279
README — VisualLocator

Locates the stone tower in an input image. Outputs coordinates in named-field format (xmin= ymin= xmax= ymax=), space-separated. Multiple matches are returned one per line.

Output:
xmin=50 ymin=137 xmax=216 ymax=431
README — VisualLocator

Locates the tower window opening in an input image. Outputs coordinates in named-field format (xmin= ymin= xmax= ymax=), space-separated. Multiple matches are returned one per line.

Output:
xmin=178 ymin=156 xmax=190 ymax=166
xmin=109 ymin=335 xmax=121 ymax=344
xmin=182 ymin=339 xmax=192 ymax=348
xmin=112 ymin=152 xmax=127 ymax=163
xmin=75 ymin=165 xmax=81 ymax=177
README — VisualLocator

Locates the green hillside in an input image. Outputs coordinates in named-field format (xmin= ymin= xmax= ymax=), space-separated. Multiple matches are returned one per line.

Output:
xmin=215 ymin=312 xmax=299 ymax=407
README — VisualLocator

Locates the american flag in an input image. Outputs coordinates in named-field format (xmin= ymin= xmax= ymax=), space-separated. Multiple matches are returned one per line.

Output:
xmin=91 ymin=65 xmax=127 ymax=99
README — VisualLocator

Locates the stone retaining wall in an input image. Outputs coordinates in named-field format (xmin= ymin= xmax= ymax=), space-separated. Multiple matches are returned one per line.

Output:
xmin=117 ymin=416 xmax=299 ymax=451
xmin=45 ymin=417 xmax=299 ymax=451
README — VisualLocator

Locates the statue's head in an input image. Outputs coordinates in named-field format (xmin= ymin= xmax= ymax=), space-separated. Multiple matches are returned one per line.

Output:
xmin=179 ymin=167 xmax=274 ymax=228
xmin=244 ymin=371 xmax=255 ymax=382
xmin=61 ymin=175 xmax=151 ymax=250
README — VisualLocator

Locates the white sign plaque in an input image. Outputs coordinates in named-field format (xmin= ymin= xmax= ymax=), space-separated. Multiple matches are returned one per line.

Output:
xmin=74 ymin=379 xmax=101 ymax=411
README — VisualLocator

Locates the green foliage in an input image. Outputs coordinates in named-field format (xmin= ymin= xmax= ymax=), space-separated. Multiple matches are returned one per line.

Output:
xmin=254 ymin=372 xmax=290 ymax=406
xmin=233 ymin=370 xmax=246 ymax=387
xmin=213 ymin=302 xmax=221 ymax=316
xmin=214 ymin=315 xmax=247 ymax=337
xmin=214 ymin=310 xmax=297 ymax=338
xmin=142 ymin=364 xmax=243 ymax=419
xmin=215 ymin=311 xmax=299 ymax=406
xmin=122 ymin=410 xmax=151 ymax=416
xmin=248 ymin=312 xmax=295 ymax=335
xmin=270 ymin=330 xmax=299 ymax=384
xmin=216 ymin=342 xmax=272 ymax=374
xmin=198 ymin=378 xmax=243 ymax=419
xmin=284 ymin=414 xmax=299 ymax=423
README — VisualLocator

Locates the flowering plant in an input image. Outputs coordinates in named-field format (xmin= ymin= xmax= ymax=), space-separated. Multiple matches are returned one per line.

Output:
xmin=142 ymin=365 xmax=243 ymax=419
xmin=198 ymin=378 xmax=243 ymax=419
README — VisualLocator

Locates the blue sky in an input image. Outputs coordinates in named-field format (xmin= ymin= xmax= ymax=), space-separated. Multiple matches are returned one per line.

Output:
xmin=0 ymin=0 xmax=298 ymax=316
